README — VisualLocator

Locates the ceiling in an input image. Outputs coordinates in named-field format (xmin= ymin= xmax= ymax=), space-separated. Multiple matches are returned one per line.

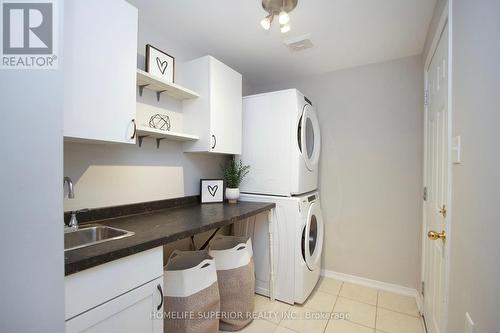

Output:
xmin=129 ymin=0 xmax=437 ymax=86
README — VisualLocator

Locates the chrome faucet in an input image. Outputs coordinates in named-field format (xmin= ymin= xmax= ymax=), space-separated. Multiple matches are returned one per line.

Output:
xmin=67 ymin=209 xmax=89 ymax=229
xmin=64 ymin=177 xmax=75 ymax=199
xmin=64 ymin=176 xmax=79 ymax=230
xmin=68 ymin=211 xmax=78 ymax=229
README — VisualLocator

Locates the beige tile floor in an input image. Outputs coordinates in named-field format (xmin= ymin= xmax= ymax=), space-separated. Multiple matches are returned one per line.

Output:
xmin=222 ymin=277 xmax=424 ymax=333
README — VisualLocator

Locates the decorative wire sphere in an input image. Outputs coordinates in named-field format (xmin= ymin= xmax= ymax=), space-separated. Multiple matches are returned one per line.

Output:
xmin=149 ymin=114 xmax=171 ymax=131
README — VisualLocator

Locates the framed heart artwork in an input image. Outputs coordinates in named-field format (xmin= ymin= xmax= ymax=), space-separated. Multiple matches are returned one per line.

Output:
xmin=200 ymin=179 xmax=224 ymax=203
xmin=145 ymin=44 xmax=175 ymax=82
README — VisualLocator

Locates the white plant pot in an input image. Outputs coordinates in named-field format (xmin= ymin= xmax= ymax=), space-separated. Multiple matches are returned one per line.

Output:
xmin=225 ymin=188 xmax=240 ymax=204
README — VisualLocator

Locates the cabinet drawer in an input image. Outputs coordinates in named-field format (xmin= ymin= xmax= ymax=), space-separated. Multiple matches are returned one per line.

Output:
xmin=65 ymin=247 xmax=163 ymax=320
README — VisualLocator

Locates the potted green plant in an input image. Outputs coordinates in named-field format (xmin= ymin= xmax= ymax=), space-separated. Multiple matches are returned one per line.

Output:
xmin=222 ymin=159 xmax=250 ymax=203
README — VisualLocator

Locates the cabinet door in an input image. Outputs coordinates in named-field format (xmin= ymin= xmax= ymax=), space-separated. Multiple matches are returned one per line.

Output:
xmin=65 ymin=277 xmax=163 ymax=333
xmin=64 ymin=0 xmax=138 ymax=144
xmin=209 ymin=58 xmax=242 ymax=154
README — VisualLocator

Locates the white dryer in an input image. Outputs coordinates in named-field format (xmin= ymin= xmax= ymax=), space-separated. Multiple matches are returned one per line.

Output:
xmin=239 ymin=89 xmax=321 ymax=197
xmin=236 ymin=192 xmax=324 ymax=304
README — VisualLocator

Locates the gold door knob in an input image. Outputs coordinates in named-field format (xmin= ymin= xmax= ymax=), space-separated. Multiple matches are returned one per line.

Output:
xmin=428 ymin=230 xmax=446 ymax=241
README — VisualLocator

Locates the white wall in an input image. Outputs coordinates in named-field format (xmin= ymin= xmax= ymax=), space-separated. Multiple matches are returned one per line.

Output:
xmin=447 ymin=0 xmax=500 ymax=331
xmin=252 ymin=55 xmax=424 ymax=289
xmin=64 ymin=142 xmax=225 ymax=210
xmin=0 ymin=7 xmax=65 ymax=333
xmin=64 ymin=9 xmax=230 ymax=211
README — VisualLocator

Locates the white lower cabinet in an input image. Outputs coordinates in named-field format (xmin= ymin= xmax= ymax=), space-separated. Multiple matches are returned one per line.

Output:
xmin=65 ymin=247 xmax=163 ymax=333
xmin=65 ymin=277 xmax=163 ymax=333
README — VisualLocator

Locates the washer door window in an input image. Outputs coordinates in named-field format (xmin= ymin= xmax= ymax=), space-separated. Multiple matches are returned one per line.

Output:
xmin=298 ymin=104 xmax=321 ymax=171
xmin=301 ymin=202 xmax=324 ymax=271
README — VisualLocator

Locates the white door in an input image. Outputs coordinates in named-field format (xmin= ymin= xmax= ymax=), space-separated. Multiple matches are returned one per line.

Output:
xmin=423 ymin=23 xmax=450 ymax=333
xmin=65 ymin=277 xmax=164 ymax=333
xmin=299 ymin=105 xmax=321 ymax=171
xmin=64 ymin=0 xmax=137 ymax=144
xmin=209 ymin=57 xmax=242 ymax=154
xmin=302 ymin=201 xmax=324 ymax=271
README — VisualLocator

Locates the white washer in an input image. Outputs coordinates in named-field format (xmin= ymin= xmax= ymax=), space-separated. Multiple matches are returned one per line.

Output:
xmin=236 ymin=192 xmax=324 ymax=304
xmin=295 ymin=192 xmax=324 ymax=304
xmin=239 ymin=89 xmax=321 ymax=196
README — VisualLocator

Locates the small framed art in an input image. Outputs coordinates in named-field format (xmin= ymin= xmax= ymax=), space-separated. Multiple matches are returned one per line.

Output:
xmin=200 ymin=179 xmax=224 ymax=203
xmin=145 ymin=44 xmax=175 ymax=82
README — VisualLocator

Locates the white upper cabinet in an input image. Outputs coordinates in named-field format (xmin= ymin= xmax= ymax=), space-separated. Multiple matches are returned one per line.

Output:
xmin=179 ymin=56 xmax=242 ymax=154
xmin=63 ymin=0 xmax=138 ymax=144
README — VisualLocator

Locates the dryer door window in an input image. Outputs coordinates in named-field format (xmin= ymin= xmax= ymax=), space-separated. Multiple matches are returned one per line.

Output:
xmin=299 ymin=105 xmax=321 ymax=171
xmin=302 ymin=202 xmax=324 ymax=271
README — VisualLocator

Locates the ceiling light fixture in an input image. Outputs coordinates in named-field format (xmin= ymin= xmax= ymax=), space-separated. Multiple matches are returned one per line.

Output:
xmin=278 ymin=11 xmax=290 ymax=25
xmin=280 ymin=23 xmax=291 ymax=34
xmin=260 ymin=0 xmax=297 ymax=34
xmin=260 ymin=14 xmax=273 ymax=30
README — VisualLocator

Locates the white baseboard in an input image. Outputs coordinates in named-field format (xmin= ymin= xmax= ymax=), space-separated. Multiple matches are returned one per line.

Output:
xmin=416 ymin=293 xmax=423 ymax=314
xmin=321 ymin=269 xmax=422 ymax=312
xmin=255 ymin=285 xmax=270 ymax=297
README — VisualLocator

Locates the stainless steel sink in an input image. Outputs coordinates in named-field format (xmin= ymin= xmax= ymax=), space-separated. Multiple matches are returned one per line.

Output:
xmin=64 ymin=224 xmax=134 ymax=251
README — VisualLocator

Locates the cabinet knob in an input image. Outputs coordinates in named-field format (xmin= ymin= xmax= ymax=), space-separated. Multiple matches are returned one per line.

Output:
xmin=131 ymin=119 xmax=136 ymax=139
xmin=156 ymin=284 xmax=163 ymax=311
xmin=211 ymin=134 xmax=217 ymax=150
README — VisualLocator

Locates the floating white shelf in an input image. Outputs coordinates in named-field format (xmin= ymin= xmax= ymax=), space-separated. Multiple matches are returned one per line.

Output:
xmin=136 ymin=69 xmax=199 ymax=101
xmin=135 ymin=125 xmax=198 ymax=148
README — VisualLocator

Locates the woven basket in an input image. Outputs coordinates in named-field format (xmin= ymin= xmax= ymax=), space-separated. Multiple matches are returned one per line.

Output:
xmin=163 ymin=250 xmax=220 ymax=333
xmin=209 ymin=236 xmax=255 ymax=331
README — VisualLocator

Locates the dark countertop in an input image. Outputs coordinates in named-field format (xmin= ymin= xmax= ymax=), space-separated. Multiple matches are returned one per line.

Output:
xmin=64 ymin=201 xmax=275 ymax=275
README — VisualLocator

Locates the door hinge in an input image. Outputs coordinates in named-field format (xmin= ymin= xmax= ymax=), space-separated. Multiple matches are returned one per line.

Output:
xmin=423 ymin=187 xmax=428 ymax=201
xmin=421 ymin=281 xmax=425 ymax=296
xmin=424 ymin=89 xmax=429 ymax=106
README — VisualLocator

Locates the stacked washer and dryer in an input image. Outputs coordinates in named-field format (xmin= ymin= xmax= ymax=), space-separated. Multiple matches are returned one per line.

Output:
xmin=237 ymin=89 xmax=324 ymax=305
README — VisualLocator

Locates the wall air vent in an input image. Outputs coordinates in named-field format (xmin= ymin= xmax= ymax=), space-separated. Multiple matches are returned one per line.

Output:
xmin=283 ymin=34 xmax=313 ymax=52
